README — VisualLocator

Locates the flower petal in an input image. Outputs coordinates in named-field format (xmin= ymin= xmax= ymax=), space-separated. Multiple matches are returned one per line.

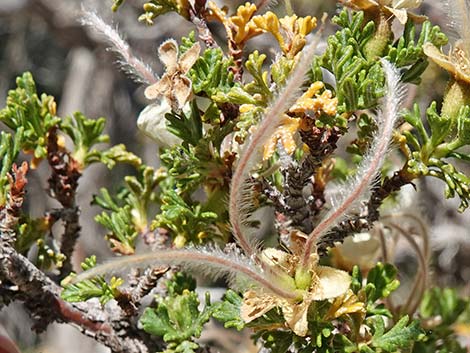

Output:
xmin=158 ymin=39 xmax=179 ymax=73
xmin=423 ymin=43 xmax=469 ymax=82
xmin=240 ymin=290 xmax=279 ymax=322
xmin=173 ymin=76 xmax=193 ymax=109
xmin=144 ymin=74 xmax=172 ymax=100
xmin=137 ymin=101 xmax=183 ymax=148
xmin=179 ymin=42 xmax=201 ymax=73
xmin=310 ymin=266 xmax=351 ymax=300
xmin=385 ymin=6 xmax=408 ymax=24
xmin=281 ymin=297 xmax=312 ymax=336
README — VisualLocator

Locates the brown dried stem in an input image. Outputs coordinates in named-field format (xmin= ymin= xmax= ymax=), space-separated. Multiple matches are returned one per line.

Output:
xmin=46 ymin=127 xmax=82 ymax=278
xmin=0 ymin=162 xmax=29 ymax=245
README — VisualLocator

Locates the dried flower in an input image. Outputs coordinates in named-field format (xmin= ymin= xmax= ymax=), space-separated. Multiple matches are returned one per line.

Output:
xmin=206 ymin=1 xmax=263 ymax=46
xmin=423 ymin=41 xmax=470 ymax=85
xmin=340 ymin=0 xmax=425 ymax=24
xmin=252 ymin=12 xmax=317 ymax=57
xmin=289 ymin=81 xmax=338 ymax=116
xmin=145 ymin=39 xmax=201 ymax=110
xmin=241 ymin=247 xmax=351 ymax=337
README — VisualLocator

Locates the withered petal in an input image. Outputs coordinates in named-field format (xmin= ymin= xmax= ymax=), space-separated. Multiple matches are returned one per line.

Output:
xmin=282 ymin=297 xmax=312 ymax=337
xmin=240 ymin=290 xmax=279 ymax=322
xmin=158 ymin=39 xmax=179 ymax=73
xmin=173 ymin=76 xmax=192 ymax=109
xmin=385 ymin=6 xmax=408 ymax=24
xmin=423 ymin=43 xmax=470 ymax=83
xmin=144 ymin=75 xmax=172 ymax=100
xmin=179 ymin=42 xmax=201 ymax=73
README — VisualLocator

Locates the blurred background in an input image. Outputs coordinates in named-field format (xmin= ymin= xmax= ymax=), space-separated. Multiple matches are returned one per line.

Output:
xmin=0 ymin=0 xmax=469 ymax=352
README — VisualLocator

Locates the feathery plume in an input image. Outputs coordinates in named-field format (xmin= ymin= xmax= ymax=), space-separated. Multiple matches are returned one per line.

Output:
xmin=80 ymin=9 xmax=158 ymax=85
xmin=229 ymin=16 xmax=327 ymax=258
xmin=71 ymin=247 xmax=298 ymax=299
xmin=301 ymin=59 xmax=406 ymax=267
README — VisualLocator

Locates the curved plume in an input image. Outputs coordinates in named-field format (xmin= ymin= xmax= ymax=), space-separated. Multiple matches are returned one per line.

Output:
xmin=80 ymin=9 xmax=158 ymax=85
xmin=229 ymin=18 xmax=326 ymax=257
xmin=301 ymin=60 xmax=406 ymax=267
xmin=71 ymin=247 xmax=297 ymax=299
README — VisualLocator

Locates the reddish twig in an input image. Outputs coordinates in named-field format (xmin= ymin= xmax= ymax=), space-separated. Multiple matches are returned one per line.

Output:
xmin=0 ymin=162 xmax=29 ymax=245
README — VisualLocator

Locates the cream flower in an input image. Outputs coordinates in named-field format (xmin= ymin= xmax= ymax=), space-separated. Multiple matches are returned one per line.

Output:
xmin=145 ymin=39 xmax=201 ymax=111
xmin=241 ymin=248 xmax=351 ymax=336
xmin=137 ymin=99 xmax=183 ymax=148
xmin=423 ymin=41 xmax=470 ymax=84
xmin=341 ymin=0 xmax=425 ymax=24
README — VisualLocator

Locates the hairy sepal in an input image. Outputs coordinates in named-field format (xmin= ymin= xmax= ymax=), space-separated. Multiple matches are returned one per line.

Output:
xmin=301 ymin=60 xmax=406 ymax=265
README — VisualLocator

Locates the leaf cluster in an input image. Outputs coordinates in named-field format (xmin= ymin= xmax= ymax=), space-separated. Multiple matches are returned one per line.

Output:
xmin=139 ymin=272 xmax=212 ymax=353
xmin=61 ymin=256 xmax=123 ymax=305
xmin=413 ymin=287 xmax=470 ymax=353
xmin=93 ymin=166 xmax=162 ymax=254
xmin=403 ymin=102 xmax=470 ymax=211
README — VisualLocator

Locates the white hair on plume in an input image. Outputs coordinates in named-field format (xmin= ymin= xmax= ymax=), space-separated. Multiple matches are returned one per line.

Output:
xmin=80 ymin=9 xmax=158 ymax=84
xmin=71 ymin=246 xmax=297 ymax=299
xmin=229 ymin=16 xmax=327 ymax=258
xmin=301 ymin=59 xmax=406 ymax=266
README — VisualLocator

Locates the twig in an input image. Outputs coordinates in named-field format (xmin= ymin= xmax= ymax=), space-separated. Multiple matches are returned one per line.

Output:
xmin=0 ymin=162 xmax=28 ymax=246
xmin=0 ymin=165 xmax=156 ymax=352
xmin=46 ymin=127 xmax=81 ymax=278
xmin=318 ymin=168 xmax=415 ymax=253
xmin=190 ymin=3 xmax=220 ymax=50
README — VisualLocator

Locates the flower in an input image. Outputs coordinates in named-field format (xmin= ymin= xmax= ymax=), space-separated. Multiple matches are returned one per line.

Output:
xmin=241 ymin=246 xmax=351 ymax=337
xmin=137 ymin=99 xmax=183 ymax=148
xmin=145 ymin=39 xmax=201 ymax=111
xmin=340 ymin=0 xmax=425 ymax=24
xmin=423 ymin=41 xmax=470 ymax=85
xmin=252 ymin=12 xmax=317 ymax=57
xmin=262 ymin=81 xmax=338 ymax=160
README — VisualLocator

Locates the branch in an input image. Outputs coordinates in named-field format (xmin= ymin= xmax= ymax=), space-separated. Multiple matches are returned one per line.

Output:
xmin=0 ymin=165 xmax=159 ymax=352
xmin=46 ymin=127 xmax=82 ymax=278
xmin=317 ymin=168 xmax=414 ymax=253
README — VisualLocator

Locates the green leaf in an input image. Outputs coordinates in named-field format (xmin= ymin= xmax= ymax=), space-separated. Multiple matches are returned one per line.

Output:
xmin=244 ymin=51 xmax=271 ymax=98
xmin=86 ymin=144 xmax=142 ymax=169
xmin=139 ymin=273 xmax=212 ymax=345
xmin=153 ymin=186 xmax=219 ymax=247
xmin=371 ymin=315 xmax=422 ymax=351
xmin=211 ymin=290 xmax=245 ymax=330
xmin=420 ymin=287 xmax=467 ymax=326
xmin=386 ymin=21 xmax=447 ymax=84
xmin=0 ymin=72 xmax=60 ymax=160
xmin=165 ymin=101 xmax=203 ymax=146
xmin=322 ymin=11 xmax=385 ymax=113
xmin=138 ymin=0 xmax=181 ymax=25
xmin=0 ymin=130 xmax=23 ymax=206
xmin=61 ymin=256 xmax=123 ymax=304
xmin=365 ymin=263 xmax=400 ymax=303
xmin=189 ymin=48 xmax=234 ymax=98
